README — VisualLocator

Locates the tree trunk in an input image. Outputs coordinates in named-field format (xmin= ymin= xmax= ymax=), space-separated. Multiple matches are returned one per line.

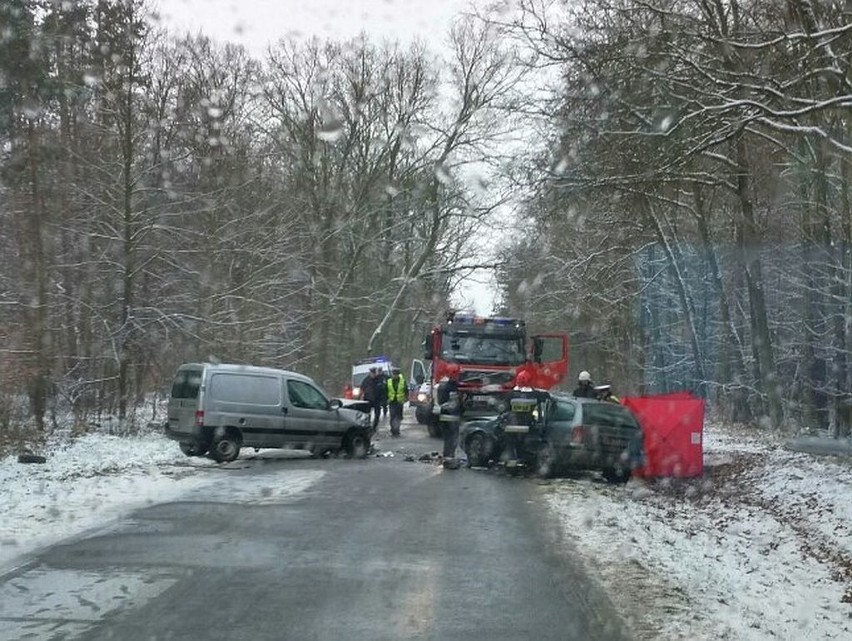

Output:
xmin=735 ymin=133 xmax=782 ymax=427
xmin=645 ymin=199 xmax=706 ymax=393
xmin=26 ymin=121 xmax=49 ymax=432
xmin=694 ymin=185 xmax=751 ymax=422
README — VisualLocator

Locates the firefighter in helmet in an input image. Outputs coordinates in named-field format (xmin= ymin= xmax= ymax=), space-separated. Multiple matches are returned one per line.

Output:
xmin=573 ymin=370 xmax=595 ymax=398
xmin=436 ymin=364 xmax=463 ymax=469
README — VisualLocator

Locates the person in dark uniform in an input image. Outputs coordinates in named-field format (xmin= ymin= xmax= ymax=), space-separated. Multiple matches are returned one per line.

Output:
xmin=375 ymin=367 xmax=389 ymax=421
xmin=360 ymin=368 xmax=382 ymax=431
xmin=436 ymin=364 xmax=463 ymax=469
xmin=573 ymin=370 xmax=595 ymax=398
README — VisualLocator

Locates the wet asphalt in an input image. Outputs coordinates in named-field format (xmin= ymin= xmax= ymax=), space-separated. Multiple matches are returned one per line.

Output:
xmin=0 ymin=413 xmax=631 ymax=641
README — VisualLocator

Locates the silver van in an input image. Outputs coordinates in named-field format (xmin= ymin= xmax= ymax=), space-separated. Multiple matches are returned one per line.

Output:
xmin=165 ymin=363 xmax=373 ymax=463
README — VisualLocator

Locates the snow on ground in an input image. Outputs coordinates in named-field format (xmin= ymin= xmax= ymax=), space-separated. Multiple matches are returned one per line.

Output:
xmin=0 ymin=431 xmax=323 ymax=574
xmin=3 ymin=420 xmax=852 ymax=640
xmin=540 ymin=421 xmax=852 ymax=640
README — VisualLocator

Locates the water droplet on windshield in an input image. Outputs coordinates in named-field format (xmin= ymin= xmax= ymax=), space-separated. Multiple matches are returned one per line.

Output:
xmin=22 ymin=101 xmax=42 ymax=120
xmin=317 ymin=123 xmax=343 ymax=142
xmin=435 ymin=165 xmax=451 ymax=184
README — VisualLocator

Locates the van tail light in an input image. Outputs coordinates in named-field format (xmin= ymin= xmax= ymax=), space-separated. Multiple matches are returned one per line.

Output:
xmin=570 ymin=426 xmax=585 ymax=447
xmin=194 ymin=411 xmax=204 ymax=427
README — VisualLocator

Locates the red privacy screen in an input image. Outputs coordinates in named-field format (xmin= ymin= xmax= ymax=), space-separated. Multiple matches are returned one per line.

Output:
xmin=623 ymin=393 xmax=705 ymax=478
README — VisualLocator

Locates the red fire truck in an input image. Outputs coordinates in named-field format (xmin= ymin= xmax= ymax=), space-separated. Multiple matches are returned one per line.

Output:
xmin=414 ymin=311 xmax=569 ymax=432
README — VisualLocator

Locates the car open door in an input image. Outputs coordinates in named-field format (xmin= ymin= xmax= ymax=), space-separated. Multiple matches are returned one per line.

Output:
xmin=409 ymin=358 xmax=427 ymax=403
xmin=529 ymin=334 xmax=569 ymax=389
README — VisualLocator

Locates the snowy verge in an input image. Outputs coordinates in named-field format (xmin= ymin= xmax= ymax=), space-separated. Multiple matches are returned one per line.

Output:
xmin=0 ymin=432 xmax=321 ymax=574
xmin=540 ymin=422 xmax=852 ymax=640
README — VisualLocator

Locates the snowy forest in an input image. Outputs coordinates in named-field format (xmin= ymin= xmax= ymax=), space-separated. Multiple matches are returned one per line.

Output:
xmin=1 ymin=0 xmax=850 ymax=436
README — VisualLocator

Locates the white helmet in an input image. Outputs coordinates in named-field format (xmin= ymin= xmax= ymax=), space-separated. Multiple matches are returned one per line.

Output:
xmin=578 ymin=370 xmax=591 ymax=382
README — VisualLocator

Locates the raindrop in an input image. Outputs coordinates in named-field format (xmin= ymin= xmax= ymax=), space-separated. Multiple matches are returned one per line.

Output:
xmin=554 ymin=158 xmax=568 ymax=174
xmin=434 ymin=165 xmax=451 ymax=184
xmin=22 ymin=101 xmax=42 ymax=120
xmin=208 ymin=106 xmax=223 ymax=118
xmin=384 ymin=184 xmax=400 ymax=197
xmin=317 ymin=123 xmax=343 ymax=142
xmin=659 ymin=115 xmax=673 ymax=131
xmin=83 ymin=72 xmax=100 ymax=87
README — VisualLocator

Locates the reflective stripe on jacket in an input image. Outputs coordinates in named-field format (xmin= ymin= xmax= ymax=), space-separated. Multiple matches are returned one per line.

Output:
xmin=387 ymin=375 xmax=407 ymax=403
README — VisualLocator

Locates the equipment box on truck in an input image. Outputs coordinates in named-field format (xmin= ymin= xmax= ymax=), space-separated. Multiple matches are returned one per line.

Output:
xmin=166 ymin=363 xmax=373 ymax=462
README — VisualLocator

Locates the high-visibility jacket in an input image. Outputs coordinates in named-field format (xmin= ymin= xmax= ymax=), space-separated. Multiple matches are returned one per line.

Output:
xmin=387 ymin=374 xmax=407 ymax=403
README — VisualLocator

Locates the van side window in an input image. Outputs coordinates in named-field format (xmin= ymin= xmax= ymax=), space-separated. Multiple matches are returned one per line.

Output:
xmin=288 ymin=380 xmax=329 ymax=410
xmin=209 ymin=374 xmax=280 ymax=405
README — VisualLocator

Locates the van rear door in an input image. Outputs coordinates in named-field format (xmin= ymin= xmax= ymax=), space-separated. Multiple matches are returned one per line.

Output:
xmin=168 ymin=366 xmax=204 ymax=434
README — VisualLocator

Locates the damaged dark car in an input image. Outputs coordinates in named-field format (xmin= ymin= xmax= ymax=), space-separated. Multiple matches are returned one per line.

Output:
xmin=461 ymin=392 xmax=643 ymax=482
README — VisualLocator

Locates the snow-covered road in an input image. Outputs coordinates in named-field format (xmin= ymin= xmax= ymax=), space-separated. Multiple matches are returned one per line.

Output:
xmin=2 ymin=424 xmax=851 ymax=639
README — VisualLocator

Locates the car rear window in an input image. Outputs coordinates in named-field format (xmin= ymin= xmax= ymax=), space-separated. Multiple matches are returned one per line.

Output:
xmin=581 ymin=403 xmax=639 ymax=429
xmin=550 ymin=400 xmax=576 ymax=422
xmin=171 ymin=368 xmax=202 ymax=399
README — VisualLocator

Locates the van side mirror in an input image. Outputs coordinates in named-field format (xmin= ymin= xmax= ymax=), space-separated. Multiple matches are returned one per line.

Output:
xmin=330 ymin=398 xmax=342 ymax=409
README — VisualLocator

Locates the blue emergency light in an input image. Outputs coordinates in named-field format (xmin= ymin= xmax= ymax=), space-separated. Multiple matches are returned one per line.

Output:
xmin=355 ymin=355 xmax=390 ymax=365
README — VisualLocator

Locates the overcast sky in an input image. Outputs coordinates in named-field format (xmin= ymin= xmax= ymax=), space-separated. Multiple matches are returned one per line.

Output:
xmin=157 ymin=0 xmax=477 ymax=56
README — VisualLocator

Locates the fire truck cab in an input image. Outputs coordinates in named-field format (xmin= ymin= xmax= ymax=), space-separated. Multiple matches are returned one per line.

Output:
xmin=416 ymin=311 xmax=569 ymax=425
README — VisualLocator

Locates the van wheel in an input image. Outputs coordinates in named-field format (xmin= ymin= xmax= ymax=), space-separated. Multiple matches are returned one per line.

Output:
xmin=179 ymin=442 xmax=208 ymax=457
xmin=210 ymin=432 xmax=241 ymax=463
xmin=344 ymin=430 xmax=370 ymax=458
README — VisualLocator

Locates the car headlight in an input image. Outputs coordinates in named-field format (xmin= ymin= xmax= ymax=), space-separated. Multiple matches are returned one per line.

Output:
xmin=353 ymin=386 xmax=361 ymax=398
xmin=358 ymin=413 xmax=370 ymax=426
xmin=417 ymin=392 xmax=427 ymax=403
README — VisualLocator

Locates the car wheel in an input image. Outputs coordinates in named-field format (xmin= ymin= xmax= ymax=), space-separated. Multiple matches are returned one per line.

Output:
xmin=466 ymin=433 xmax=492 ymax=467
xmin=179 ymin=441 xmax=207 ymax=457
xmin=602 ymin=466 xmax=630 ymax=484
xmin=344 ymin=430 xmax=370 ymax=458
xmin=535 ymin=442 xmax=557 ymax=479
xmin=209 ymin=431 xmax=241 ymax=463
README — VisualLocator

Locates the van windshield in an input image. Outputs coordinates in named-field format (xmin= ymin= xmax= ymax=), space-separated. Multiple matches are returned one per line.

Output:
xmin=171 ymin=368 xmax=202 ymax=399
